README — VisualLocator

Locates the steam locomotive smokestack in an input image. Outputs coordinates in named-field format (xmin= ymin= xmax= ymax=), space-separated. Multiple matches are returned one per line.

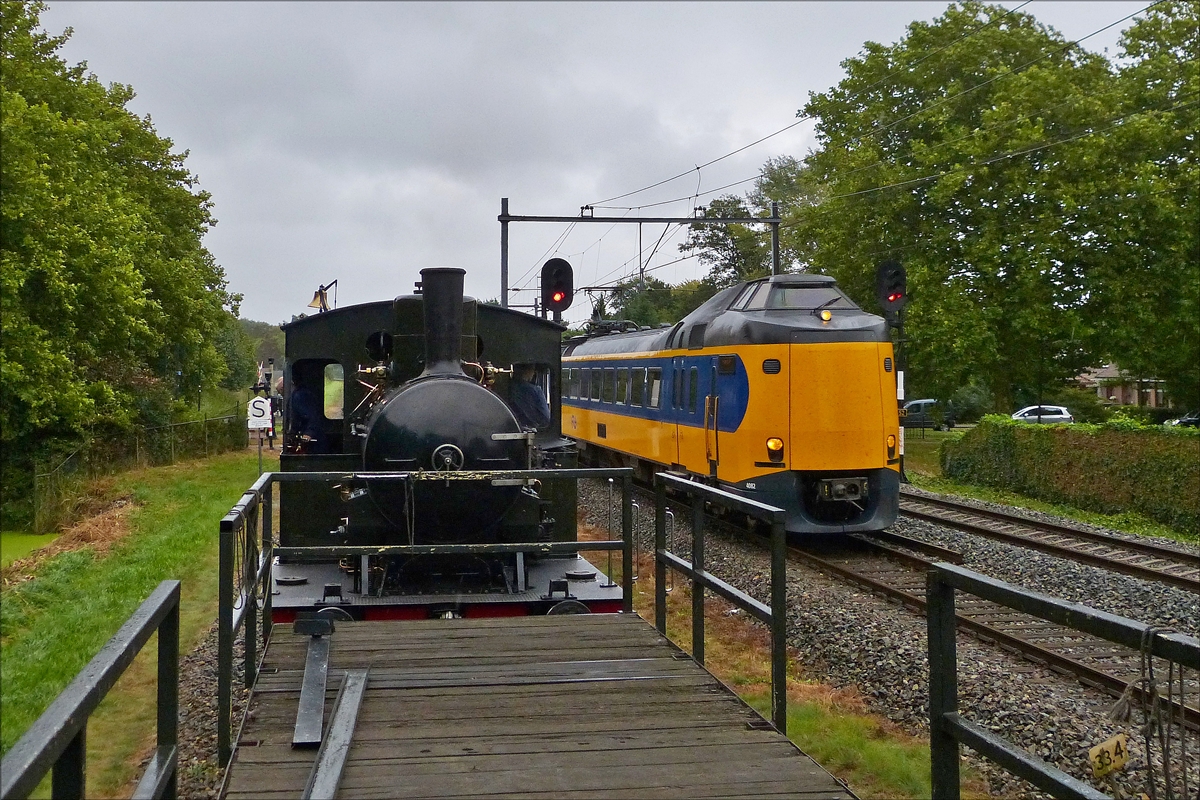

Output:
xmin=420 ymin=267 xmax=466 ymax=377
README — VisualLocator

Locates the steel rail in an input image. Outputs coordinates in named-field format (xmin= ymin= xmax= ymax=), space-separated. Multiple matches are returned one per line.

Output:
xmin=622 ymin=477 xmax=1199 ymax=727
xmin=788 ymin=542 xmax=1199 ymax=730
xmin=899 ymin=492 xmax=1200 ymax=593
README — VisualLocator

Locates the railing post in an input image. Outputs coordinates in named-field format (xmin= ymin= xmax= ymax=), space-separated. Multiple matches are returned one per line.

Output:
xmin=621 ymin=475 xmax=634 ymax=613
xmin=691 ymin=492 xmax=705 ymax=665
xmin=51 ymin=729 xmax=85 ymax=799
xmin=244 ymin=501 xmax=259 ymax=688
xmin=158 ymin=594 xmax=180 ymax=799
xmin=654 ymin=479 xmax=667 ymax=634
xmin=218 ymin=521 xmax=234 ymax=766
xmin=263 ymin=479 xmax=274 ymax=646
xmin=927 ymin=568 xmax=960 ymax=800
xmin=770 ymin=518 xmax=787 ymax=734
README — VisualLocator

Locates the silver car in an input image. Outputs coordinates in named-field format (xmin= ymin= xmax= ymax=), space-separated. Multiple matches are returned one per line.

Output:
xmin=1011 ymin=405 xmax=1073 ymax=424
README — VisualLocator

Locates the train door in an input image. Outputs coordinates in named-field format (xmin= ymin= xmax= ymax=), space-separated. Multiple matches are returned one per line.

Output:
xmin=670 ymin=356 xmax=686 ymax=468
xmin=703 ymin=359 xmax=719 ymax=480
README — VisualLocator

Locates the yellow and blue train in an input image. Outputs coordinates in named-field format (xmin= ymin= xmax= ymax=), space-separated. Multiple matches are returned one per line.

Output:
xmin=562 ymin=273 xmax=900 ymax=535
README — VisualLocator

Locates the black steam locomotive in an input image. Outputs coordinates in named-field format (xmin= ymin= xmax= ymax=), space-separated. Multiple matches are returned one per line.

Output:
xmin=272 ymin=267 xmax=622 ymax=620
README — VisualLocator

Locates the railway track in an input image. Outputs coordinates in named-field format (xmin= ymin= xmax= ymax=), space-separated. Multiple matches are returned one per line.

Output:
xmin=899 ymin=489 xmax=1200 ymax=593
xmin=618 ymin=477 xmax=1198 ymax=729
xmin=792 ymin=535 xmax=1200 ymax=730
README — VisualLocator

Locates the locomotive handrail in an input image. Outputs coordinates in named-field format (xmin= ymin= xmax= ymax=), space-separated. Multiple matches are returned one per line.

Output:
xmin=927 ymin=563 xmax=1199 ymax=800
xmin=217 ymin=466 xmax=635 ymax=767
xmin=652 ymin=473 xmax=789 ymax=735
xmin=1 ymin=581 xmax=181 ymax=800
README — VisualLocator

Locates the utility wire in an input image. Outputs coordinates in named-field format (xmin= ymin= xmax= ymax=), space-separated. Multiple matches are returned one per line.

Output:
xmin=586 ymin=0 xmax=1035 ymax=208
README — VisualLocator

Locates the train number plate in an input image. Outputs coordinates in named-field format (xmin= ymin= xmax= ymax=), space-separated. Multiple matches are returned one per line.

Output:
xmin=1088 ymin=733 xmax=1128 ymax=778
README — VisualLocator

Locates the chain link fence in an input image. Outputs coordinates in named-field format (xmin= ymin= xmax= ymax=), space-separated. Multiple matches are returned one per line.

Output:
xmin=32 ymin=405 xmax=248 ymax=534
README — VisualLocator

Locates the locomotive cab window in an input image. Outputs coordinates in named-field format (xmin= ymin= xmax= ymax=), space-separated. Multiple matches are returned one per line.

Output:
xmin=647 ymin=368 xmax=662 ymax=409
xmin=324 ymin=364 xmax=345 ymax=420
xmin=287 ymin=358 xmax=343 ymax=454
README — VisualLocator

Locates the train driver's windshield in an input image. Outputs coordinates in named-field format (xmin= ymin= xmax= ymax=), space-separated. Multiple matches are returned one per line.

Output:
xmin=761 ymin=286 xmax=858 ymax=310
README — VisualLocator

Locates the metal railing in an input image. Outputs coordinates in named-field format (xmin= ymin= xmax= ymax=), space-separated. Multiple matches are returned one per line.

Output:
xmin=653 ymin=472 xmax=789 ymax=734
xmin=927 ymin=563 xmax=1199 ymax=800
xmin=216 ymin=467 xmax=636 ymax=766
xmin=0 ymin=581 xmax=181 ymax=800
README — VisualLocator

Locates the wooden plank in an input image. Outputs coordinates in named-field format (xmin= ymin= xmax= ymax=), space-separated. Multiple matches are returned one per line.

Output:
xmin=225 ymin=615 xmax=853 ymax=800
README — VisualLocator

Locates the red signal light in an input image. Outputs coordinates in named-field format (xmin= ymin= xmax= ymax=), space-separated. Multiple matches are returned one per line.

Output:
xmin=552 ymin=291 xmax=565 ymax=302
xmin=888 ymin=292 xmax=904 ymax=302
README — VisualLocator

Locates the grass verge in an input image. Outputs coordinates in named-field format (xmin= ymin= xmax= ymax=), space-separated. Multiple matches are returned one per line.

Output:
xmin=0 ymin=449 xmax=273 ymax=797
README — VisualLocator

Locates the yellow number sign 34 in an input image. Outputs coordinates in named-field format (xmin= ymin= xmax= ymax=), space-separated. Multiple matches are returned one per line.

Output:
xmin=1088 ymin=733 xmax=1129 ymax=778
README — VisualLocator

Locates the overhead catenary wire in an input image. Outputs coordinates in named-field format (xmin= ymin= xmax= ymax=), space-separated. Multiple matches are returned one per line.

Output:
xmin=590 ymin=0 xmax=1158 ymax=220
xmin=585 ymin=0 xmax=1037 ymax=209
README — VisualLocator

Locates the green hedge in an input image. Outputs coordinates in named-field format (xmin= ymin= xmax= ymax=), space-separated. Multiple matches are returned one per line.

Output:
xmin=940 ymin=416 xmax=1200 ymax=534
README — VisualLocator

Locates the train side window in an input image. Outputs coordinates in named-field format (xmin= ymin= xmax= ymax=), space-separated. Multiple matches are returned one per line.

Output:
xmin=615 ymin=369 xmax=629 ymax=405
xmin=673 ymin=368 xmax=682 ymax=408
xmin=647 ymin=368 xmax=662 ymax=409
xmin=688 ymin=367 xmax=698 ymax=414
xmin=601 ymin=368 xmax=616 ymax=403
xmin=565 ymin=369 xmax=575 ymax=399
xmin=630 ymin=368 xmax=645 ymax=407
xmin=579 ymin=369 xmax=590 ymax=400
xmin=590 ymin=368 xmax=602 ymax=401
xmin=571 ymin=368 xmax=580 ymax=399
xmin=324 ymin=364 xmax=344 ymax=420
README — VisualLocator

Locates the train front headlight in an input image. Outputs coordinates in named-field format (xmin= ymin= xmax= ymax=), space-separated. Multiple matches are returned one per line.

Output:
xmin=887 ymin=434 xmax=896 ymax=459
xmin=819 ymin=309 xmax=832 ymax=322
xmin=766 ymin=437 xmax=785 ymax=463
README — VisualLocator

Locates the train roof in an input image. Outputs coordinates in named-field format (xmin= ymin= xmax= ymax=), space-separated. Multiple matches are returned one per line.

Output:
xmin=563 ymin=273 xmax=889 ymax=357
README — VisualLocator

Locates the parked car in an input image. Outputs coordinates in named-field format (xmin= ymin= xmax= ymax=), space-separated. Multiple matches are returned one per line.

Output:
xmin=1011 ymin=405 xmax=1074 ymax=424
xmin=1165 ymin=410 xmax=1200 ymax=428
xmin=902 ymin=398 xmax=954 ymax=430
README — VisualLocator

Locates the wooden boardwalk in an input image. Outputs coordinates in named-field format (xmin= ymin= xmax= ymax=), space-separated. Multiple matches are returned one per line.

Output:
xmin=223 ymin=614 xmax=855 ymax=799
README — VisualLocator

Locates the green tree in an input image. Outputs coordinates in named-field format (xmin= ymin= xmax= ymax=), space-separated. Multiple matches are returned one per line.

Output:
xmin=239 ymin=318 xmax=286 ymax=365
xmin=1080 ymin=1 xmax=1199 ymax=408
xmin=1 ymin=2 xmax=235 ymax=523
xmin=782 ymin=1 xmax=1125 ymax=410
xmin=679 ymin=196 xmax=775 ymax=289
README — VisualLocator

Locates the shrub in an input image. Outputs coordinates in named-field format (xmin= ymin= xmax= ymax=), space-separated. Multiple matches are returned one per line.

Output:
xmin=941 ymin=415 xmax=1200 ymax=534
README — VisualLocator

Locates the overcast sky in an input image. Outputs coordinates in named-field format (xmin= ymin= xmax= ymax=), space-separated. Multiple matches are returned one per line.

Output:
xmin=40 ymin=1 xmax=1146 ymax=326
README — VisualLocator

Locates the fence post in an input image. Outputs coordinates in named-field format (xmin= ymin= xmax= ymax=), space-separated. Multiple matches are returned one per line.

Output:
xmin=691 ymin=492 xmax=705 ymax=665
xmin=204 ymin=416 xmax=208 ymax=457
xmin=770 ymin=518 xmax=787 ymax=734
xmin=927 ymin=568 xmax=960 ymax=800
xmin=170 ymin=425 xmax=175 ymax=465
xmin=654 ymin=479 xmax=667 ymax=635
